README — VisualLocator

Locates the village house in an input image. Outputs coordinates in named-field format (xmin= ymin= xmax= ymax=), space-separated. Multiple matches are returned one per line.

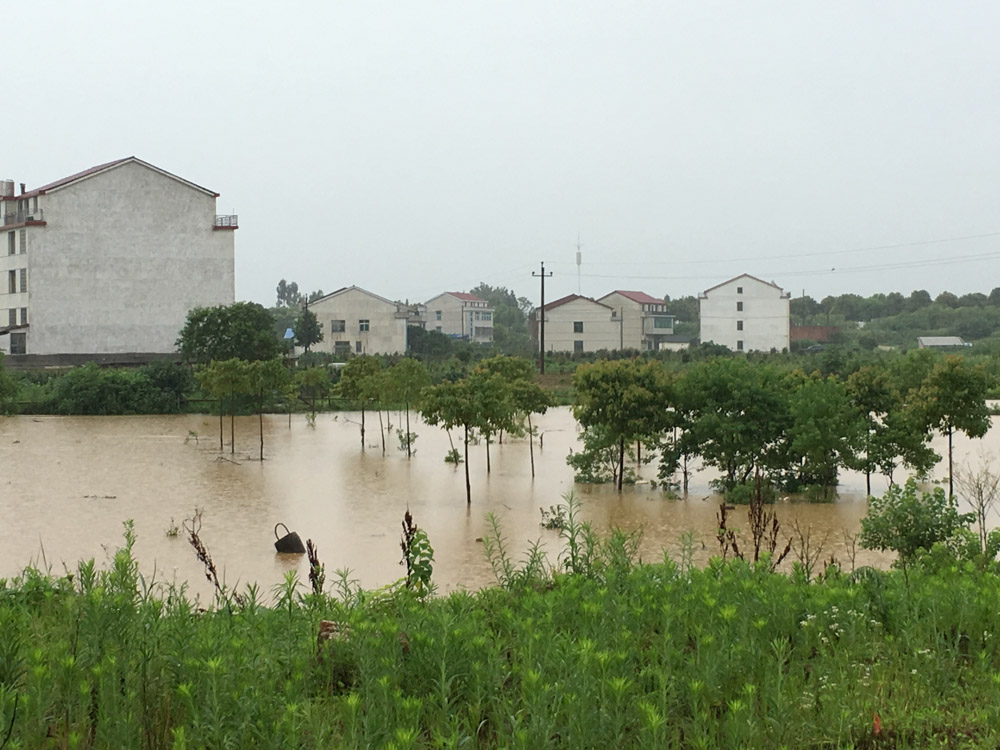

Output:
xmin=306 ymin=285 xmax=410 ymax=356
xmin=0 ymin=157 xmax=236 ymax=363
xmin=597 ymin=290 xmax=675 ymax=350
xmin=699 ymin=274 xmax=790 ymax=352
xmin=533 ymin=294 xmax=620 ymax=354
xmin=424 ymin=291 xmax=494 ymax=343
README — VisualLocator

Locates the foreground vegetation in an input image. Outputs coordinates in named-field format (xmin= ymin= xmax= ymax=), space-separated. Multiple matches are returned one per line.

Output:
xmin=3 ymin=491 xmax=1000 ymax=749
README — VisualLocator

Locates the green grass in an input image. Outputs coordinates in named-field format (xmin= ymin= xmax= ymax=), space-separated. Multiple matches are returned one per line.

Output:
xmin=2 ymin=519 xmax=1000 ymax=748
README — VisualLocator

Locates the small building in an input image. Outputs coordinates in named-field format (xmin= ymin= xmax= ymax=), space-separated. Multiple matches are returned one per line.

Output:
xmin=424 ymin=292 xmax=494 ymax=343
xmin=917 ymin=336 xmax=971 ymax=349
xmin=0 ymin=157 xmax=236 ymax=362
xmin=597 ymin=290 xmax=674 ymax=350
xmin=699 ymin=274 xmax=790 ymax=352
xmin=533 ymin=294 xmax=620 ymax=353
xmin=306 ymin=286 xmax=410 ymax=356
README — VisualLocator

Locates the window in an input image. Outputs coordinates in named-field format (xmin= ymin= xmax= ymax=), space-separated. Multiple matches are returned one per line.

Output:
xmin=653 ymin=317 xmax=671 ymax=329
xmin=435 ymin=326 xmax=442 ymax=332
xmin=737 ymin=286 xmax=743 ymax=294
xmin=435 ymin=310 xmax=442 ymax=320
xmin=6 ymin=232 xmax=13 ymax=256
xmin=573 ymin=321 xmax=584 ymax=333
xmin=475 ymin=312 xmax=481 ymax=320
xmin=355 ymin=341 xmax=362 ymax=353
xmin=736 ymin=320 xmax=743 ymax=331
xmin=19 ymin=269 xmax=26 ymax=293
xmin=736 ymin=340 xmax=744 ymax=351
xmin=482 ymin=312 xmax=492 ymax=321
xmin=7 ymin=270 xmax=14 ymax=294
xmin=7 ymin=309 xmax=14 ymax=326
xmin=574 ymin=340 xmax=584 ymax=353
xmin=331 ymin=319 xmax=345 ymax=333
xmin=334 ymin=341 xmax=351 ymax=354
xmin=358 ymin=319 xmax=369 ymax=332
xmin=19 ymin=229 xmax=26 ymax=254
xmin=19 ymin=307 xmax=27 ymax=325
xmin=10 ymin=332 xmax=25 ymax=354
xmin=736 ymin=301 xmax=743 ymax=311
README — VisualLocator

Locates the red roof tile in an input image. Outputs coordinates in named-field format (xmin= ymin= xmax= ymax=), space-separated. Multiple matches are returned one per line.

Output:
xmin=449 ymin=292 xmax=485 ymax=302
xmin=604 ymin=290 xmax=663 ymax=305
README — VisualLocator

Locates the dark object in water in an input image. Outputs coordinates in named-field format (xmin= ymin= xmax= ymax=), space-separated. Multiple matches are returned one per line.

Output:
xmin=274 ymin=522 xmax=306 ymax=553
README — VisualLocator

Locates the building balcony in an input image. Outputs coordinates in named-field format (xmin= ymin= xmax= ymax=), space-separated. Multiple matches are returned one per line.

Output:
xmin=1 ymin=209 xmax=44 ymax=227
xmin=213 ymin=214 xmax=238 ymax=229
xmin=642 ymin=315 xmax=675 ymax=335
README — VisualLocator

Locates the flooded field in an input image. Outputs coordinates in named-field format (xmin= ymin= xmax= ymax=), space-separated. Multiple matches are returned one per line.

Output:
xmin=1 ymin=407 xmax=995 ymax=599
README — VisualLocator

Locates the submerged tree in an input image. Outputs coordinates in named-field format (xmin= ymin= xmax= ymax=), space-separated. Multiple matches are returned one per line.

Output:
xmin=245 ymin=358 xmax=292 ymax=461
xmin=196 ymin=358 xmax=250 ymax=453
xmin=339 ymin=355 xmax=383 ymax=449
xmin=420 ymin=378 xmax=483 ymax=505
xmin=385 ymin=358 xmax=431 ymax=458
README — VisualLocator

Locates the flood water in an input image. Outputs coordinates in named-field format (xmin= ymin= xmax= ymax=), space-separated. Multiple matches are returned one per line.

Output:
xmin=1 ymin=407 xmax=996 ymax=600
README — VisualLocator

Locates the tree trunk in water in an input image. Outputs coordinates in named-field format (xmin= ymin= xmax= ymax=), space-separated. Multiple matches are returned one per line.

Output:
xmin=259 ymin=401 xmax=264 ymax=462
xmin=866 ymin=470 xmax=871 ymax=497
xmin=618 ymin=437 xmax=625 ymax=492
xmin=486 ymin=436 xmax=491 ymax=474
xmin=464 ymin=423 xmax=471 ymax=505
xmin=637 ymin=440 xmax=641 ymax=466
xmin=405 ymin=404 xmax=411 ymax=458
xmin=230 ymin=391 xmax=235 ymax=455
xmin=948 ymin=425 xmax=954 ymax=498
xmin=360 ymin=405 xmax=366 ymax=449
xmin=378 ymin=409 xmax=385 ymax=456
xmin=528 ymin=414 xmax=535 ymax=478
xmin=218 ymin=409 xmax=223 ymax=452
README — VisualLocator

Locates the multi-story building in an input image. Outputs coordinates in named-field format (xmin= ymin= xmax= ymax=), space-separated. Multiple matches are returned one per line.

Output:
xmin=597 ymin=290 xmax=675 ymax=350
xmin=699 ymin=273 xmax=790 ymax=352
xmin=424 ymin=292 xmax=494 ymax=343
xmin=534 ymin=294 xmax=620 ymax=353
xmin=306 ymin=286 xmax=410 ymax=356
xmin=0 ymin=157 xmax=235 ymax=361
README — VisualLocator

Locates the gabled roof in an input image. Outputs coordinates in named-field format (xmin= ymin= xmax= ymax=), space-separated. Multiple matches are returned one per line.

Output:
xmin=540 ymin=294 xmax=613 ymax=312
xmin=701 ymin=273 xmax=787 ymax=296
xmin=8 ymin=157 xmax=219 ymax=200
xmin=307 ymin=285 xmax=401 ymax=308
xmin=447 ymin=292 xmax=485 ymax=302
xmin=601 ymin=290 xmax=664 ymax=305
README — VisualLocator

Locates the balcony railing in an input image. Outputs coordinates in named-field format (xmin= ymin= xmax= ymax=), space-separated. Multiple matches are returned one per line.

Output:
xmin=1 ymin=209 xmax=43 ymax=226
xmin=214 ymin=214 xmax=238 ymax=228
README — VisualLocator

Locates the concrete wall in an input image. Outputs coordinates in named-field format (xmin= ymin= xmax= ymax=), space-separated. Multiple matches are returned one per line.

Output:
xmin=308 ymin=287 xmax=408 ymax=355
xmin=3 ymin=161 xmax=235 ymax=355
xmin=597 ymin=292 xmax=643 ymax=349
xmin=541 ymin=298 xmax=620 ymax=352
xmin=700 ymin=276 xmax=789 ymax=352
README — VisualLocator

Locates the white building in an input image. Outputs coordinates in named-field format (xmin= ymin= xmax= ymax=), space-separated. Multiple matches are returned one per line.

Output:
xmin=535 ymin=294 xmax=620 ymax=353
xmin=699 ymin=274 xmax=790 ymax=352
xmin=425 ymin=292 xmax=494 ymax=343
xmin=597 ymin=290 xmax=674 ymax=350
xmin=306 ymin=286 xmax=410 ymax=356
xmin=0 ymin=157 xmax=235 ymax=360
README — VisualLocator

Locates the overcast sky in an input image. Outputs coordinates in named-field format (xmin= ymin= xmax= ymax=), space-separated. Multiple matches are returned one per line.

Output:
xmin=7 ymin=1 xmax=1000 ymax=307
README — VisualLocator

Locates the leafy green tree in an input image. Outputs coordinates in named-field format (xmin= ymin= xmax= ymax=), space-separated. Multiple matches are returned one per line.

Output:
xmin=338 ymin=355 xmax=383 ymax=448
xmin=469 ymin=283 xmax=534 ymax=355
xmin=177 ymin=302 xmax=282 ymax=363
xmin=293 ymin=308 xmax=323 ymax=352
xmin=385 ymin=358 xmax=431 ymax=457
xmin=785 ymin=374 xmax=864 ymax=494
xmin=860 ymin=478 xmax=973 ymax=565
xmin=407 ymin=326 xmax=453 ymax=358
xmin=420 ymin=377 xmax=483 ymax=504
xmin=245 ymin=358 xmax=292 ymax=461
xmin=913 ymin=355 xmax=992 ymax=496
xmin=573 ymin=359 xmax=669 ymax=491
xmin=275 ymin=279 xmax=301 ymax=307
xmin=294 ymin=366 xmax=332 ymax=411
xmin=196 ymin=358 xmax=250 ymax=452
xmin=677 ymin=358 xmax=791 ymax=492
xmin=0 ymin=353 xmax=17 ymax=414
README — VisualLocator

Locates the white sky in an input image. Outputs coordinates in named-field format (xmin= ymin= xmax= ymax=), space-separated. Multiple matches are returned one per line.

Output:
xmin=6 ymin=1 xmax=1000 ymax=306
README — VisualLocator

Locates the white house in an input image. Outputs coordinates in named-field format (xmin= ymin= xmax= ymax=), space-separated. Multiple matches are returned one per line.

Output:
xmin=306 ymin=286 xmax=410 ymax=356
xmin=699 ymin=274 xmax=790 ymax=352
xmin=0 ymin=157 xmax=236 ymax=361
xmin=597 ymin=290 xmax=674 ymax=350
xmin=534 ymin=294 xmax=620 ymax=353
xmin=425 ymin=292 xmax=494 ymax=343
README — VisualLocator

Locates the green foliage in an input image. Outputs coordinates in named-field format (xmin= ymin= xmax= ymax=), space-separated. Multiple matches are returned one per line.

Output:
xmin=38 ymin=362 xmax=194 ymax=415
xmin=860 ymin=478 xmax=974 ymax=563
xmin=0 ymin=353 xmax=17 ymax=414
xmin=406 ymin=326 xmax=454 ymax=358
xmin=176 ymin=302 xmax=282 ymax=363
xmin=399 ymin=511 xmax=434 ymax=596
xmin=293 ymin=307 xmax=323 ymax=352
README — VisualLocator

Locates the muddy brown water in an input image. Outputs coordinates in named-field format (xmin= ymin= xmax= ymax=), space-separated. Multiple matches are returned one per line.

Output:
xmin=1 ymin=408 xmax=996 ymax=600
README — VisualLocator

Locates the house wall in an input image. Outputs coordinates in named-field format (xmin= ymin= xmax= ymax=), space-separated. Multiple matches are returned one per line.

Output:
xmin=3 ymin=161 xmax=235 ymax=355
xmin=541 ymin=298 xmax=620 ymax=353
xmin=309 ymin=288 xmax=408 ymax=355
xmin=597 ymin=293 xmax=643 ymax=349
xmin=699 ymin=276 xmax=789 ymax=352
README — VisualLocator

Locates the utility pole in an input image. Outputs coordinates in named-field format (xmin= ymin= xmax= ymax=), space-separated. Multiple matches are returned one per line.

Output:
xmin=533 ymin=261 xmax=553 ymax=374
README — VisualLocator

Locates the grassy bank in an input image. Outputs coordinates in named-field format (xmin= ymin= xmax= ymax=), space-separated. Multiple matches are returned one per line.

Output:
xmin=2 ymin=520 xmax=999 ymax=749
